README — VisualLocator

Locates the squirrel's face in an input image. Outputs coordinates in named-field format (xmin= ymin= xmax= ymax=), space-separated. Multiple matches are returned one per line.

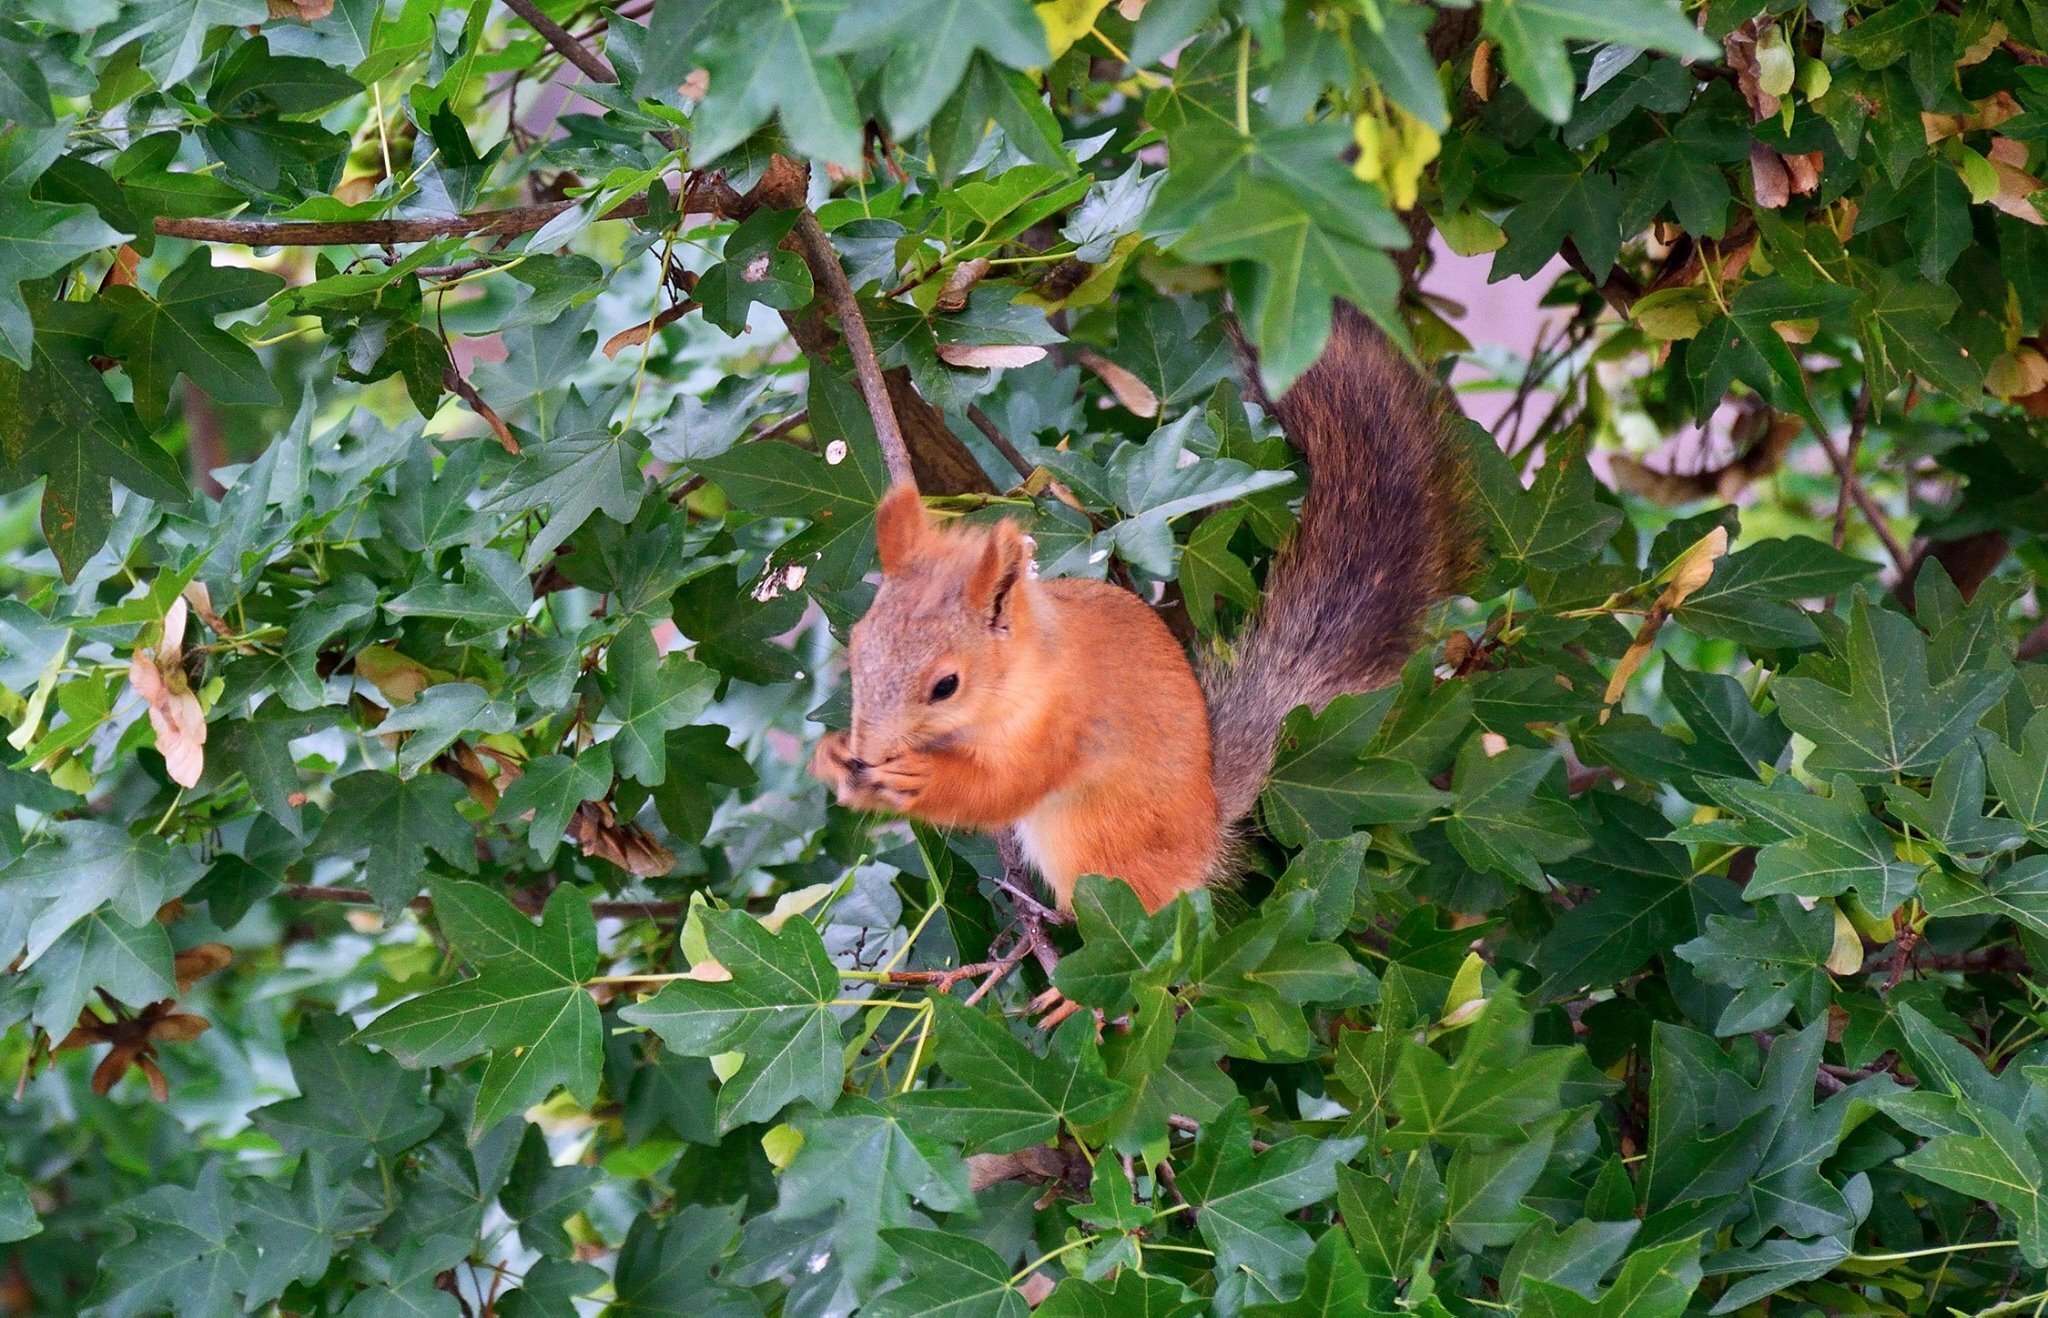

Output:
xmin=843 ymin=486 xmax=1033 ymax=766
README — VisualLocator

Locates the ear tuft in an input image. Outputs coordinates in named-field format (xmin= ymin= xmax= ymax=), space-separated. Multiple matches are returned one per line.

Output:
xmin=966 ymin=520 xmax=1028 ymax=630
xmin=874 ymin=484 xmax=929 ymax=574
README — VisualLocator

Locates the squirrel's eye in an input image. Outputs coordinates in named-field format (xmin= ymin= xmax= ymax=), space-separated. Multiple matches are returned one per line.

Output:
xmin=929 ymin=673 xmax=960 ymax=702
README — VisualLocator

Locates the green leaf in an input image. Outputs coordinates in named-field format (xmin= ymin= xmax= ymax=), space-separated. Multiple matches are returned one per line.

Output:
xmin=1263 ymin=691 xmax=1450 ymax=846
xmin=1053 ymin=874 xmax=1187 ymax=1010
xmin=1535 ymin=795 xmax=1696 ymax=998
xmin=1673 ymin=535 xmax=1872 ymax=649
xmin=1773 ymin=591 xmax=2010 ymax=782
xmin=1460 ymin=421 xmax=1621 ymax=580
xmin=826 ymin=0 xmax=1047 ymax=134
xmin=598 ymin=626 xmax=718 ymax=787
xmin=1243 ymin=1228 xmax=1385 ymax=1317
xmin=1986 ymin=710 xmax=2048 ymax=844
xmin=771 ymin=1099 xmax=974 ymax=1290
xmin=311 ymin=771 xmax=475 ymax=913
xmin=91 ymin=1163 xmax=256 ymax=1317
xmin=1884 ymin=742 xmax=2024 ymax=861
xmin=254 ymin=1014 xmax=443 ymax=1162
xmin=1182 ymin=1098 xmax=1367 ymax=1305
xmin=1674 ymin=897 xmax=1833 ymax=1035
xmin=1897 ymin=1105 xmax=2048 ymax=1266
xmin=1175 ymin=174 xmax=1400 ymax=392
xmin=0 ymin=1170 xmax=37 ymax=1243
xmin=1495 ymin=140 xmax=1623 ymax=281
xmin=1857 ymin=267 xmax=1984 ymax=402
xmin=1703 ymin=776 xmax=1922 ymax=916
xmin=104 ymin=249 xmax=283 ymax=428
xmin=377 ymin=681 xmax=517 ymax=776
xmin=0 ymin=128 xmax=127 ymax=365
xmin=357 ymin=882 xmax=602 ymax=1141
xmin=478 ymin=427 xmax=648 ymax=569
xmin=1386 ymin=992 xmax=1589 ymax=1151
xmin=692 ymin=388 xmax=889 ymax=589
xmin=695 ymin=208 xmax=816 ymax=334
xmin=24 ymin=909 xmax=173 ymax=1034
xmin=894 ymin=996 xmax=1126 ymax=1152
xmin=1920 ymin=856 xmax=2048 ymax=942
xmin=1446 ymin=740 xmax=1589 ymax=888
xmin=1041 ymin=1270 xmax=1206 ymax=1318
xmin=1 ymin=302 xmax=187 ymax=577
xmin=1521 ymin=1237 xmax=1703 ymax=1317
xmin=610 ymin=1203 xmax=758 ymax=1315
xmin=385 ymin=546 xmax=534 ymax=643
xmin=620 ymin=907 xmax=845 ymax=1131
xmin=1480 ymin=0 xmax=1718 ymax=123
xmin=494 ymin=747 xmax=613 ymax=864
xmin=238 ymin=1155 xmax=349 ymax=1309
xmin=1 ymin=820 xmax=199 ymax=968
xmin=690 ymin=0 xmax=864 ymax=166
xmin=869 ymin=1229 xmax=1030 ymax=1318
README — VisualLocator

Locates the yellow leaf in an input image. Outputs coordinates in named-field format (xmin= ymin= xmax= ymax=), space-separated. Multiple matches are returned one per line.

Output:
xmin=1826 ymin=904 xmax=1864 ymax=976
xmin=762 ymin=1123 xmax=805 ymax=1171
xmin=1036 ymin=0 xmax=1110 ymax=57
xmin=1631 ymin=286 xmax=1714 ymax=341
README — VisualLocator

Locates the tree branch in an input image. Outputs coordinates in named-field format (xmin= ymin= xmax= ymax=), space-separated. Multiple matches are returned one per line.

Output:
xmin=1811 ymin=415 xmax=1910 ymax=576
xmin=282 ymin=883 xmax=685 ymax=921
xmin=501 ymin=0 xmax=617 ymax=84
xmin=791 ymin=210 xmax=916 ymax=488
xmin=153 ymin=187 xmax=672 ymax=246
xmin=1830 ymin=381 xmax=1872 ymax=552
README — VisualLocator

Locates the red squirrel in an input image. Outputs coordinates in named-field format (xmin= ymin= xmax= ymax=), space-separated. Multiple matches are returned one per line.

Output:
xmin=810 ymin=304 xmax=1467 ymax=912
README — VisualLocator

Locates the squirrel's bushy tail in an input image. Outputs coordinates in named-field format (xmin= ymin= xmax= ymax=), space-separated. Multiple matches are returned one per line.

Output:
xmin=1203 ymin=303 xmax=1469 ymax=824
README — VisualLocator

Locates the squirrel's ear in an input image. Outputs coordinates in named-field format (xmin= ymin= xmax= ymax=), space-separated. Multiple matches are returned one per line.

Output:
xmin=966 ymin=521 xmax=1027 ymax=632
xmin=874 ymin=484 xmax=928 ymax=574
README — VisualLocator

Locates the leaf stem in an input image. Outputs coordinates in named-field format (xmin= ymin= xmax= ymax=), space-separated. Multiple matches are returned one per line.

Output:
xmin=1850 ymin=1239 xmax=2018 ymax=1263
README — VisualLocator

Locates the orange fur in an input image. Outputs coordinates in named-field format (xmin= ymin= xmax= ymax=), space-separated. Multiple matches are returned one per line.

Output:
xmin=811 ymin=495 xmax=1217 ymax=911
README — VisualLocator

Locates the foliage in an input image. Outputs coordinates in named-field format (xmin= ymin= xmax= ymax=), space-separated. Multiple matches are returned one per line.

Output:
xmin=5 ymin=0 xmax=2048 ymax=1314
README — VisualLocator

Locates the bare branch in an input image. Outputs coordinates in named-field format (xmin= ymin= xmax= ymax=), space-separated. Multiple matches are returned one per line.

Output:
xmin=790 ymin=210 xmax=916 ymax=488
xmin=965 ymin=405 xmax=1035 ymax=481
xmin=1811 ymin=414 xmax=1910 ymax=576
xmin=282 ymin=883 xmax=686 ymax=921
xmin=1831 ymin=381 xmax=1872 ymax=552
xmin=501 ymin=0 xmax=618 ymax=84
xmin=154 ymin=187 xmax=671 ymax=246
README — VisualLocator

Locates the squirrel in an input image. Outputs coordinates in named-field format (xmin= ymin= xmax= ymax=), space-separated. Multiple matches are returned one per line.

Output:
xmin=809 ymin=302 xmax=1468 ymax=912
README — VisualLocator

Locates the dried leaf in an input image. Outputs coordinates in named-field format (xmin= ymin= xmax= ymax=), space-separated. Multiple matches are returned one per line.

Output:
xmin=1750 ymin=142 xmax=1791 ymax=209
xmin=601 ymin=301 xmax=700 ymax=359
xmin=172 ymin=944 xmax=232 ymax=993
xmin=267 ymin=0 xmax=332 ymax=18
xmin=568 ymin=799 xmax=677 ymax=878
xmin=935 ymin=343 xmax=1050 ymax=369
xmin=1075 ymin=347 xmax=1159 ymax=417
xmin=1726 ymin=20 xmax=1783 ymax=120
xmin=935 ymin=258 xmax=991 ymax=313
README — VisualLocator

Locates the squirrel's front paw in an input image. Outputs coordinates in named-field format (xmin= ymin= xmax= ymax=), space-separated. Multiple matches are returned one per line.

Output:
xmin=810 ymin=730 xmax=858 ymax=791
xmin=863 ymin=753 xmax=931 ymax=810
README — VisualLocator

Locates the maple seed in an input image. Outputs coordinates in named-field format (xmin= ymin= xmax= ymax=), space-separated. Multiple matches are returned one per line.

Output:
xmin=129 ymin=597 xmax=207 ymax=788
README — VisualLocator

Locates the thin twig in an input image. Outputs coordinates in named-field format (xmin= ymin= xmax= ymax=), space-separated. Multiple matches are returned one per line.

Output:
xmin=1831 ymin=382 xmax=1872 ymax=552
xmin=282 ymin=883 xmax=686 ymax=920
xmin=963 ymin=936 xmax=1037 ymax=1007
xmin=966 ymin=405 xmax=1035 ymax=481
xmin=501 ymin=0 xmax=618 ymax=83
xmin=154 ymin=186 xmax=676 ymax=246
xmin=791 ymin=210 xmax=915 ymax=487
xmin=1812 ymin=414 xmax=1910 ymax=575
